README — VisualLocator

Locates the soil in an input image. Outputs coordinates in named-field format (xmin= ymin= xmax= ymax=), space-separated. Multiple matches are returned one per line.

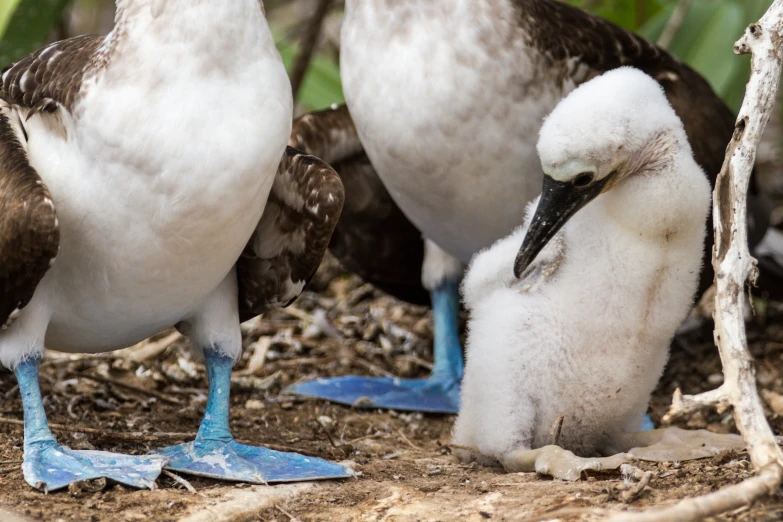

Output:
xmin=0 ymin=256 xmax=782 ymax=522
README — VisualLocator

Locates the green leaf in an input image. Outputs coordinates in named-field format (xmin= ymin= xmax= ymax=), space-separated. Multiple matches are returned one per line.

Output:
xmin=0 ymin=0 xmax=22 ymax=37
xmin=0 ymin=0 xmax=72 ymax=68
xmin=640 ymin=0 xmax=773 ymax=112
xmin=277 ymin=39 xmax=344 ymax=112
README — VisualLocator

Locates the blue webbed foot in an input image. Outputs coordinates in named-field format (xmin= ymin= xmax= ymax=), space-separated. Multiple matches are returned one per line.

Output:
xmin=286 ymin=280 xmax=464 ymax=414
xmin=24 ymin=440 xmax=167 ymax=492
xmin=157 ymin=439 xmax=351 ymax=483
xmin=15 ymin=356 xmax=166 ymax=492
xmin=154 ymin=349 xmax=351 ymax=483
xmin=287 ymin=375 xmax=460 ymax=413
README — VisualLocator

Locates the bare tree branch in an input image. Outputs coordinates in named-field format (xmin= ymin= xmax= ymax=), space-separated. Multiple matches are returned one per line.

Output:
xmin=613 ymin=2 xmax=783 ymax=519
xmin=290 ymin=0 xmax=334 ymax=103
xmin=657 ymin=0 xmax=693 ymax=49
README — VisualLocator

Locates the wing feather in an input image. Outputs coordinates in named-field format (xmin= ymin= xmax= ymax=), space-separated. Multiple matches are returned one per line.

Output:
xmin=0 ymin=108 xmax=59 ymax=328
xmin=237 ymin=147 xmax=344 ymax=320
xmin=1 ymin=34 xmax=104 ymax=114
xmin=290 ymin=105 xmax=430 ymax=305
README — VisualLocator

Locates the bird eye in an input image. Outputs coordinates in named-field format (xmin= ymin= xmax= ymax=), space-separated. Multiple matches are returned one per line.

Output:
xmin=573 ymin=172 xmax=594 ymax=188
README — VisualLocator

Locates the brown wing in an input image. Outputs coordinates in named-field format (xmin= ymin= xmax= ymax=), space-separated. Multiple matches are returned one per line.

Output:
xmin=237 ymin=146 xmax=345 ymax=321
xmin=516 ymin=0 xmax=732 ymax=180
xmin=1 ymin=34 xmax=103 ymax=113
xmin=516 ymin=0 xmax=769 ymax=293
xmin=291 ymin=105 xmax=429 ymax=305
xmin=0 ymin=108 xmax=60 ymax=328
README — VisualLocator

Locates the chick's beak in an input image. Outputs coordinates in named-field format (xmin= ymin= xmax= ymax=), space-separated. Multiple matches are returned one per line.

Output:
xmin=513 ymin=173 xmax=612 ymax=278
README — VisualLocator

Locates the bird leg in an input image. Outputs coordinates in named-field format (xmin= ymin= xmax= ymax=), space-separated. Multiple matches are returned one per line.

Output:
xmin=285 ymin=278 xmax=464 ymax=413
xmin=154 ymin=348 xmax=352 ymax=483
xmin=499 ymin=427 xmax=745 ymax=482
xmin=610 ymin=426 xmax=745 ymax=462
xmin=501 ymin=445 xmax=631 ymax=481
xmin=15 ymin=356 xmax=167 ymax=492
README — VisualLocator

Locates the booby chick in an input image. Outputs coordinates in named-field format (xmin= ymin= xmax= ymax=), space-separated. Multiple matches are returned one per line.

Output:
xmin=0 ymin=0 xmax=349 ymax=492
xmin=452 ymin=68 xmax=743 ymax=480
xmin=286 ymin=0 xmax=771 ymax=414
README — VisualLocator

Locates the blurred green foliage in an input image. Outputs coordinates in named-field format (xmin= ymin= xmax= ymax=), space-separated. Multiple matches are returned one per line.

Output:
xmin=0 ymin=0 xmax=774 ymax=113
xmin=277 ymin=38 xmax=344 ymax=112
xmin=0 ymin=0 xmax=70 ymax=68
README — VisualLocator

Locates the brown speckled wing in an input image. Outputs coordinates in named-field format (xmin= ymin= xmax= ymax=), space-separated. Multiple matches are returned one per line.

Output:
xmin=0 ymin=109 xmax=60 ymax=329
xmin=237 ymin=146 xmax=345 ymax=320
xmin=1 ymin=34 xmax=103 ymax=114
xmin=290 ymin=105 xmax=430 ymax=305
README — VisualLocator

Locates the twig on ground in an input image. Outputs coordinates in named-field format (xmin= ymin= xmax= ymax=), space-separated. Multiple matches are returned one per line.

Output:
xmin=276 ymin=504 xmax=302 ymax=522
xmin=517 ymin=507 xmax=610 ymax=522
xmin=230 ymin=371 xmax=281 ymax=392
xmin=606 ymin=464 xmax=782 ymax=522
xmin=619 ymin=464 xmax=654 ymax=504
xmin=338 ymin=284 xmax=375 ymax=311
xmin=163 ymin=470 xmax=197 ymax=494
xmin=353 ymin=357 xmax=395 ymax=378
xmin=0 ymin=416 xmax=193 ymax=442
xmin=549 ymin=414 xmax=565 ymax=447
xmin=128 ymin=330 xmax=183 ymax=363
xmin=79 ymin=374 xmax=181 ymax=405
xmin=398 ymin=355 xmax=434 ymax=371
xmin=177 ymin=484 xmax=314 ymax=522
xmin=623 ymin=3 xmax=783 ymax=520
xmin=397 ymin=429 xmax=422 ymax=451
xmin=3 ymin=384 xmax=18 ymax=399
xmin=236 ymin=337 xmax=272 ymax=376
xmin=0 ymin=417 xmax=327 ymax=457
xmin=316 ymin=417 xmax=349 ymax=457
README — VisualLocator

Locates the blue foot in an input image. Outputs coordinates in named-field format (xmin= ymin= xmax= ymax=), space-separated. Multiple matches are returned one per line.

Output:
xmin=287 ymin=280 xmax=464 ymax=414
xmin=154 ymin=350 xmax=351 ymax=483
xmin=287 ymin=375 xmax=460 ymax=413
xmin=15 ymin=357 xmax=166 ymax=492
xmin=642 ymin=415 xmax=655 ymax=431
xmin=24 ymin=440 xmax=167 ymax=492
xmin=158 ymin=439 xmax=350 ymax=483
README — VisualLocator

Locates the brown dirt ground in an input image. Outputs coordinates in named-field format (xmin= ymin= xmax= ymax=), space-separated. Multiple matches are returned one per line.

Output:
xmin=0 ymin=257 xmax=783 ymax=522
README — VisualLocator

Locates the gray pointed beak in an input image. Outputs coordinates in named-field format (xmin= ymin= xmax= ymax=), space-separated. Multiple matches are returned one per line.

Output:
xmin=513 ymin=173 xmax=612 ymax=278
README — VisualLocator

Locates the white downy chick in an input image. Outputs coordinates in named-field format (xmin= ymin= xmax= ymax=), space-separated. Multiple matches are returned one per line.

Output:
xmin=453 ymin=67 xmax=717 ymax=474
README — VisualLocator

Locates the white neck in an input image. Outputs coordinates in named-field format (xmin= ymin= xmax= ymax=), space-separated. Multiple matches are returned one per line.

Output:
xmin=104 ymin=0 xmax=273 ymax=74
xmin=600 ymin=130 xmax=708 ymax=241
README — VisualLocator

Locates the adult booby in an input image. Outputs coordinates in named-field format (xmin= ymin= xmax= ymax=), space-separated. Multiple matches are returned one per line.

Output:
xmin=286 ymin=0 xmax=769 ymax=414
xmin=0 ymin=0 xmax=350 ymax=491
xmin=453 ymin=68 xmax=744 ymax=480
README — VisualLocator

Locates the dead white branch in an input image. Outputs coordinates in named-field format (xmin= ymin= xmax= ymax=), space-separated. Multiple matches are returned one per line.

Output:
xmin=178 ymin=484 xmax=315 ymax=522
xmin=605 ymin=464 xmax=782 ymax=522
xmin=662 ymin=385 xmax=730 ymax=423
xmin=619 ymin=2 xmax=783 ymax=520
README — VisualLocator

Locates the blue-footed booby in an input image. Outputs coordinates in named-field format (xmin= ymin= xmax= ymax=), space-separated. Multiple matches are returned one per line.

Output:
xmin=452 ymin=68 xmax=744 ymax=480
xmin=0 ymin=0 xmax=350 ymax=492
xmin=286 ymin=0 xmax=770 ymax=414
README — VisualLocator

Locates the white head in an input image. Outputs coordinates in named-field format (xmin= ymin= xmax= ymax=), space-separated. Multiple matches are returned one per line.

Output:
xmin=514 ymin=67 xmax=694 ymax=277
xmin=537 ymin=67 xmax=686 ymax=184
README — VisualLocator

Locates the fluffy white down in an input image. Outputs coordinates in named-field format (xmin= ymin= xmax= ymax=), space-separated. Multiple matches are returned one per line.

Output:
xmin=452 ymin=68 xmax=712 ymax=462
xmin=0 ymin=0 xmax=293 ymax=366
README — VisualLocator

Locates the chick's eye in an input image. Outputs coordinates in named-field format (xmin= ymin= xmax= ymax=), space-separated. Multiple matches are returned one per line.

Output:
xmin=573 ymin=172 xmax=594 ymax=188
